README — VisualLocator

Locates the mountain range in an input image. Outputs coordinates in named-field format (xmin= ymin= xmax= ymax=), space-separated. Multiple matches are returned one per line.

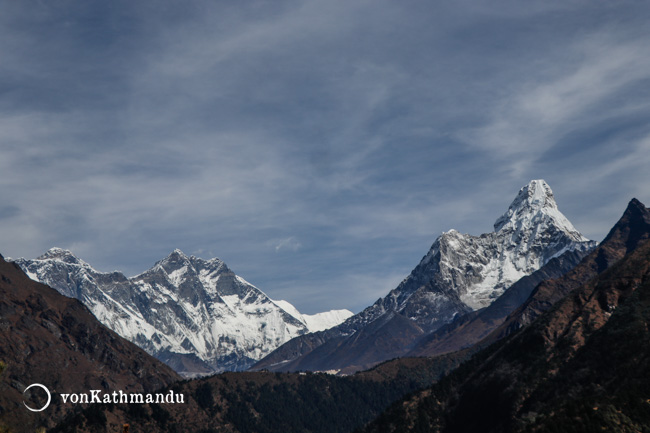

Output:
xmin=362 ymin=197 xmax=650 ymax=433
xmin=253 ymin=179 xmax=597 ymax=373
xmin=12 ymin=249 xmax=352 ymax=376
xmin=43 ymin=197 xmax=650 ymax=433
xmin=12 ymin=180 xmax=595 ymax=377
xmin=3 ymin=180 xmax=650 ymax=432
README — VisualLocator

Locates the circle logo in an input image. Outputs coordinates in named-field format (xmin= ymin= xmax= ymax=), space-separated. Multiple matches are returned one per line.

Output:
xmin=23 ymin=383 xmax=51 ymax=412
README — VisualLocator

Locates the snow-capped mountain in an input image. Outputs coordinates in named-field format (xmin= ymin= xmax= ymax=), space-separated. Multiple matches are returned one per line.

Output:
xmin=12 ymin=248 xmax=351 ymax=375
xmin=415 ymin=178 xmax=592 ymax=313
xmin=340 ymin=179 xmax=594 ymax=334
xmin=272 ymin=300 xmax=354 ymax=332
xmin=253 ymin=179 xmax=597 ymax=373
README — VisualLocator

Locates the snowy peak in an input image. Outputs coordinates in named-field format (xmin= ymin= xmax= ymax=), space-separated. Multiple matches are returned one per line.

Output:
xmin=391 ymin=180 xmax=595 ymax=313
xmin=13 ymin=248 xmax=352 ymax=375
xmin=36 ymin=247 xmax=87 ymax=266
xmin=493 ymin=179 xmax=556 ymax=231
xmin=162 ymin=248 xmax=191 ymax=264
xmin=156 ymin=249 xmax=225 ymax=273
xmin=513 ymin=179 xmax=555 ymax=209
xmin=155 ymin=249 xmax=193 ymax=274
xmin=493 ymin=179 xmax=588 ymax=242
xmin=141 ymin=249 xmax=228 ymax=290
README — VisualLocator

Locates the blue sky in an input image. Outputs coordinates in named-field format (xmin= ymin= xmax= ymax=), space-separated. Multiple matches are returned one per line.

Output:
xmin=2 ymin=0 xmax=650 ymax=313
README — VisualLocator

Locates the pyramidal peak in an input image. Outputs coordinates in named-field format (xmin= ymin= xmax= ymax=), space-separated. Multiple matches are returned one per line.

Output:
xmin=493 ymin=179 xmax=556 ymax=231
xmin=516 ymin=179 xmax=554 ymax=206
xmin=493 ymin=179 xmax=588 ymax=242
xmin=155 ymin=250 xmax=198 ymax=272
xmin=36 ymin=247 xmax=88 ymax=266
xmin=161 ymin=248 xmax=191 ymax=263
xmin=414 ymin=179 xmax=596 ymax=311
xmin=622 ymin=197 xmax=650 ymax=222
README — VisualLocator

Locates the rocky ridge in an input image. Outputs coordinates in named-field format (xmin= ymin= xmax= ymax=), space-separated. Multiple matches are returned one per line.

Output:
xmin=0 ymin=254 xmax=180 ymax=432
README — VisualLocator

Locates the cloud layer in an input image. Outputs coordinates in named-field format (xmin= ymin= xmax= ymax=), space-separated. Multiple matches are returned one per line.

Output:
xmin=2 ymin=0 xmax=650 ymax=313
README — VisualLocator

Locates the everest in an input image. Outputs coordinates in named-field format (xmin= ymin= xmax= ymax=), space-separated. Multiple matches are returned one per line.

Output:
xmin=253 ymin=179 xmax=597 ymax=373
xmin=12 ymin=248 xmax=352 ymax=376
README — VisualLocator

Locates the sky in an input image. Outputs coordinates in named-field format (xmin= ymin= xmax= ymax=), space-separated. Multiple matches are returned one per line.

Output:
xmin=1 ymin=0 xmax=650 ymax=314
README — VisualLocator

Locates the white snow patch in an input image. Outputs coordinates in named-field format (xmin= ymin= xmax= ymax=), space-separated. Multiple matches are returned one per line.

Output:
xmin=272 ymin=299 xmax=353 ymax=332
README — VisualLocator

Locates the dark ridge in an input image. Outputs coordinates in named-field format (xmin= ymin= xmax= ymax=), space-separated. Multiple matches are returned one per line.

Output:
xmin=360 ymin=199 xmax=650 ymax=433
xmin=0 ymin=255 xmax=180 ymax=432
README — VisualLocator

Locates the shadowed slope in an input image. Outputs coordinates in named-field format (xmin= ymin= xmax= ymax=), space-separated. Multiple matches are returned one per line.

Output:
xmin=0 ymin=254 xmax=180 ymax=432
xmin=408 ymin=248 xmax=590 ymax=357
xmin=361 ymin=199 xmax=650 ymax=433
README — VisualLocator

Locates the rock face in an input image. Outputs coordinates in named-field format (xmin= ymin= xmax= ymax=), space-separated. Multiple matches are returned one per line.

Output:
xmin=0 ymin=254 xmax=180 ymax=432
xmin=13 ymin=249 xmax=351 ymax=376
xmin=406 ymin=247 xmax=591 ymax=358
xmin=362 ymin=199 xmax=650 ymax=433
xmin=407 ymin=198 xmax=650 ymax=358
xmin=487 ymin=197 xmax=650 ymax=340
xmin=254 ymin=180 xmax=596 ymax=373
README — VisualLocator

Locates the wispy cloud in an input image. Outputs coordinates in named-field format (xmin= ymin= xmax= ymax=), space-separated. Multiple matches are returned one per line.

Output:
xmin=273 ymin=237 xmax=302 ymax=253
xmin=1 ymin=0 xmax=650 ymax=312
xmin=457 ymin=31 xmax=650 ymax=175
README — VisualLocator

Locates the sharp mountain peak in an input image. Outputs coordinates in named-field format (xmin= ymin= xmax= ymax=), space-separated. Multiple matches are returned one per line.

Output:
xmin=36 ymin=247 xmax=88 ymax=266
xmin=493 ymin=179 xmax=587 ymax=242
